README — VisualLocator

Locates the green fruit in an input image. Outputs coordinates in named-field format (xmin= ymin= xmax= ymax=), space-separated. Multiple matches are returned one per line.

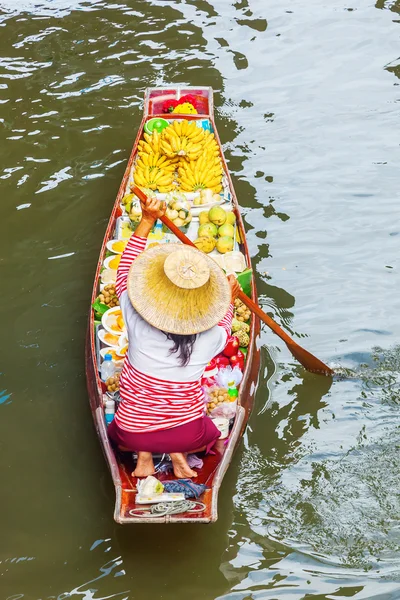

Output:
xmin=218 ymin=223 xmax=234 ymax=238
xmin=166 ymin=208 xmax=178 ymax=221
xmin=208 ymin=206 xmax=226 ymax=226
xmin=199 ymin=211 xmax=210 ymax=225
xmin=226 ymin=212 xmax=236 ymax=225
xmin=198 ymin=223 xmax=218 ymax=238
xmin=216 ymin=236 xmax=234 ymax=254
xmin=178 ymin=209 xmax=189 ymax=220
xmin=122 ymin=193 xmax=135 ymax=206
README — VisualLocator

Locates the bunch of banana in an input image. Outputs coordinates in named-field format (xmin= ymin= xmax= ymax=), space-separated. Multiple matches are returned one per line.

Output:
xmin=136 ymin=152 xmax=178 ymax=173
xmin=161 ymin=120 xmax=205 ymax=159
xmin=134 ymin=164 xmax=175 ymax=192
xmin=202 ymin=131 xmax=220 ymax=156
xmin=137 ymin=130 xmax=162 ymax=155
xmin=178 ymin=150 xmax=223 ymax=193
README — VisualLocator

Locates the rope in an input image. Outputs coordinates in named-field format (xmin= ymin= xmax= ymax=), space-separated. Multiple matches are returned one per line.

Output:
xmin=128 ymin=500 xmax=206 ymax=519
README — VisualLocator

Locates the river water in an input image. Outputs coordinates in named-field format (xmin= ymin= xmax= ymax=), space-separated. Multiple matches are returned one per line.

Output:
xmin=1 ymin=0 xmax=399 ymax=598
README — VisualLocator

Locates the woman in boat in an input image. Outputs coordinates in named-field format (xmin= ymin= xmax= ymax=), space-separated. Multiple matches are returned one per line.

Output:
xmin=108 ymin=195 xmax=240 ymax=479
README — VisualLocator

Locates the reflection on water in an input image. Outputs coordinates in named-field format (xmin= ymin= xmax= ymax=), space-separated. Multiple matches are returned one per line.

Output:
xmin=0 ymin=0 xmax=400 ymax=598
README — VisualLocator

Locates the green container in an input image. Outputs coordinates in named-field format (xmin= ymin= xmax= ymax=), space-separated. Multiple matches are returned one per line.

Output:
xmin=144 ymin=118 xmax=169 ymax=135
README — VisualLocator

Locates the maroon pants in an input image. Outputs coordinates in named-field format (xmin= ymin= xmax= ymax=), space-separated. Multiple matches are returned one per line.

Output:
xmin=108 ymin=415 xmax=219 ymax=454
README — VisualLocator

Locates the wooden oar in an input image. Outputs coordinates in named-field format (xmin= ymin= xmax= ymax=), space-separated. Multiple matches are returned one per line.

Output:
xmin=132 ymin=186 xmax=333 ymax=376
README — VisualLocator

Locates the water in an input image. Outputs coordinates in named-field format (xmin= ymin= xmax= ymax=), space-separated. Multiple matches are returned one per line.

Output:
xmin=0 ymin=0 xmax=399 ymax=598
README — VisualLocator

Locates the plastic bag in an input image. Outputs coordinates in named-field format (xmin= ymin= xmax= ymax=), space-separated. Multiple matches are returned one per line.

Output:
xmin=205 ymin=385 xmax=237 ymax=420
xmin=215 ymin=365 xmax=243 ymax=388
xmin=210 ymin=398 xmax=237 ymax=420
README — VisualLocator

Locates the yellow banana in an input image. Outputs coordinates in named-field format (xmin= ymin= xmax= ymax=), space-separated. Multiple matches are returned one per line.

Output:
xmin=143 ymin=132 xmax=152 ymax=144
xmin=169 ymin=135 xmax=179 ymax=153
xmin=172 ymin=120 xmax=182 ymax=136
xmin=136 ymin=159 xmax=147 ymax=171
xmin=138 ymin=141 xmax=153 ymax=154
xmin=180 ymin=119 xmax=188 ymax=136
xmin=161 ymin=142 xmax=174 ymax=157
xmin=134 ymin=172 xmax=146 ymax=186
xmin=152 ymin=130 xmax=160 ymax=151
xmin=204 ymin=176 xmax=222 ymax=188
xmin=138 ymin=152 xmax=150 ymax=165
xmin=157 ymin=175 xmax=174 ymax=186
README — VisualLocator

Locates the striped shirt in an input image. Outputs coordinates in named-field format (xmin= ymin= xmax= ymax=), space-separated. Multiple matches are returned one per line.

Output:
xmin=114 ymin=235 xmax=233 ymax=433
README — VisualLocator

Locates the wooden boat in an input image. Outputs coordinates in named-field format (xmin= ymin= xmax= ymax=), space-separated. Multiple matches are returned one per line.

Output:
xmin=86 ymin=86 xmax=261 ymax=523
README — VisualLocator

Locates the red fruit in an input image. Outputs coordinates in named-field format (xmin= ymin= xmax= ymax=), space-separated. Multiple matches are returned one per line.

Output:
xmin=180 ymin=94 xmax=197 ymax=105
xmin=162 ymin=99 xmax=179 ymax=113
xmin=230 ymin=352 xmax=244 ymax=371
xmin=215 ymin=356 xmax=230 ymax=368
xmin=223 ymin=336 xmax=240 ymax=358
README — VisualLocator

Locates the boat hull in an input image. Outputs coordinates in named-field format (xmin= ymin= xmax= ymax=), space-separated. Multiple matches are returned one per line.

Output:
xmin=86 ymin=86 xmax=261 ymax=523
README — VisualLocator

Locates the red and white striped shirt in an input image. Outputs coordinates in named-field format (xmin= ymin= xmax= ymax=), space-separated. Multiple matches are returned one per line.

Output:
xmin=114 ymin=235 xmax=233 ymax=433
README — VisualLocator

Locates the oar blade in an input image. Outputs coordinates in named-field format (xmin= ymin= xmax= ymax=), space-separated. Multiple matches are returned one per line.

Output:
xmin=286 ymin=341 xmax=333 ymax=376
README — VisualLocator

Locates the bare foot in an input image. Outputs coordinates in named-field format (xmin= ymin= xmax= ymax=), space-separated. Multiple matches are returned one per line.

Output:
xmin=170 ymin=453 xmax=198 ymax=479
xmin=132 ymin=451 xmax=155 ymax=478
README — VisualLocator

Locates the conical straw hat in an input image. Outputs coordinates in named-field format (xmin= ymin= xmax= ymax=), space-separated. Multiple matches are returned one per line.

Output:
xmin=127 ymin=243 xmax=231 ymax=335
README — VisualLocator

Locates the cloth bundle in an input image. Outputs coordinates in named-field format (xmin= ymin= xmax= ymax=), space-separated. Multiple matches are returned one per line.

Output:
xmin=163 ymin=479 xmax=207 ymax=499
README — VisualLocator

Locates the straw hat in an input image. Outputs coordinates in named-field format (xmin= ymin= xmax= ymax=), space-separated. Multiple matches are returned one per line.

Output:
xmin=127 ymin=243 xmax=231 ymax=335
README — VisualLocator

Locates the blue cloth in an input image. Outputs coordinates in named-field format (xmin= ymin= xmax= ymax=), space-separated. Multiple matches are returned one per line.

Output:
xmin=163 ymin=479 xmax=207 ymax=499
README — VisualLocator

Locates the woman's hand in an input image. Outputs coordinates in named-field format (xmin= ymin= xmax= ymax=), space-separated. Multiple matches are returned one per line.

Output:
xmin=227 ymin=274 xmax=241 ymax=302
xmin=140 ymin=196 xmax=166 ymax=224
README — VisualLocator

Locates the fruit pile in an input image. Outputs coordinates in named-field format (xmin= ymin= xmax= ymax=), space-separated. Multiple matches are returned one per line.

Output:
xmin=217 ymin=336 xmax=245 ymax=370
xmin=162 ymin=94 xmax=200 ymax=114
xmin=232 ymin=318 xmax=250 ymax=349
xmin=134 ymin=130 xmax=179 ymax=193
xmin=193 ymin=188 xmax=221 ymax=206
xmin=98 ymin=284 xmax=119 ymax=309
xmin=106 ymin=372 xmax=120 ymax=393
xmin=194 ymin=206 xmax=236 ymax=254
xmin=206 ymin=387 xmax=230 ymax=415
xmin=234 ymin=298 xmax=251 ymax=322
xmin=165 ymin=195 xmax=192 ymax=228
xmin=132 ymin=120 xmax=223 ymax=195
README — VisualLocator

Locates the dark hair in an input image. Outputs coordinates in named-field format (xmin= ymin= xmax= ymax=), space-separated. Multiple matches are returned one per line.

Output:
xmin=165 ymin=333 xmax=197 ymax=367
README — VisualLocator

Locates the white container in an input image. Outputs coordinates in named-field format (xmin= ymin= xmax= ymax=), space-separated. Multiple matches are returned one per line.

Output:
xmin=101 ymin=306 xmax=125 ymax=336
xmin=98 ymin=328 xmax=120 ymax=348
xmin=103 ymin=255 xmax=121 ymax=270
xmin=100 ymin=269 xmax=117 ymax=284
xmin=106 ymin=239 xmax=127 ymax=254
xmin=212 ymin=417 xmax=230 ymax=439
xmin=100 ymin=354 xmax=116 ymax=381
